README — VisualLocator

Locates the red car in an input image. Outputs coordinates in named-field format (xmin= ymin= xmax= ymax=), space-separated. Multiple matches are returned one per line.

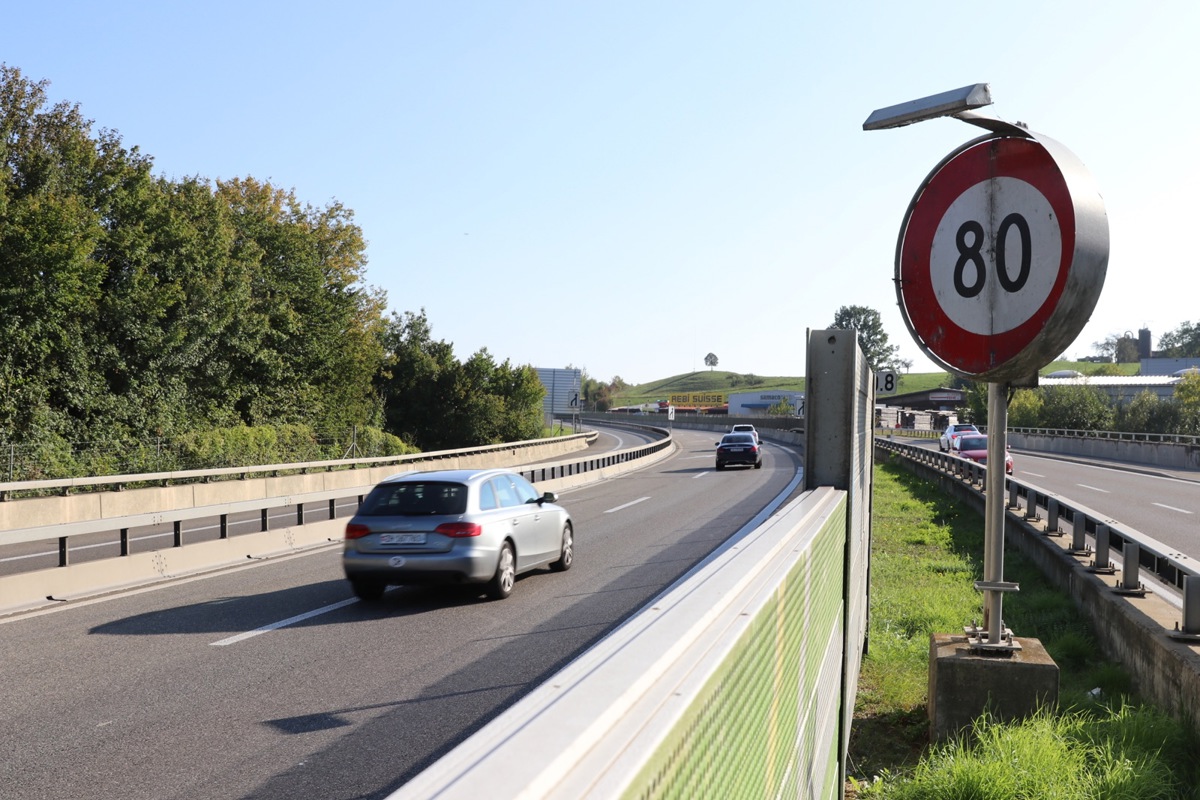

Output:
xmin=952 ymin=434 xmax=1014 ymax=474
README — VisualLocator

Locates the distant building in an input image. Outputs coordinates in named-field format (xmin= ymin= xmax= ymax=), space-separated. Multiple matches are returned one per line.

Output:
xmin=879 ymin=387 xmax=965 ymax=412
xmin=727 ymin=391 xmax=805 ymax=416
xmin=1038 ymin=374 xmax=1181 ymax=403
xmin=1139 ymin=357 xmax=1200 ymax=376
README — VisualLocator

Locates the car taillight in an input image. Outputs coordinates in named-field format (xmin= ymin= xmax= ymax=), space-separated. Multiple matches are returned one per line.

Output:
xmin=345 ymin=523 xmax=371 ymax=540
xmin=436 ymin=522 xmax=482 ymax=538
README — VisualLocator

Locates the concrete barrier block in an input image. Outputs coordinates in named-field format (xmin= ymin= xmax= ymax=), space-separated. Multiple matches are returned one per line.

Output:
xmin=929 ymin=633 xmax=1059 ymax=742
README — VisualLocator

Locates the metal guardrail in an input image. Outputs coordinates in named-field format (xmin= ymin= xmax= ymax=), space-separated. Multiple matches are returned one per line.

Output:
xmin=876 ymin=438 xmax=1200 ymax=637
xmin=1006 ymin=427 xmax=1200 ymax=446
xmin=0 ymin=433 xmax=602 ymax=502
xmin=1 ymin=430 xmax=671 ymax=572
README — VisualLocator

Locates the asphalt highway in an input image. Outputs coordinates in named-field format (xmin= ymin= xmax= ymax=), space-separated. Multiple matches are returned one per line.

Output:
xmin=0 ymin=427 xmax=803 ymax=800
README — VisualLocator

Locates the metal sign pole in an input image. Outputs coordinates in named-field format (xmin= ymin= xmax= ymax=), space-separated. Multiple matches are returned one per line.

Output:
xmin=976 ymin=381 xmax=1019 ymax=650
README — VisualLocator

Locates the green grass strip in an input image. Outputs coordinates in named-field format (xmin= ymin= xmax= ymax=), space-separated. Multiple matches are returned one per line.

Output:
xmin=850 ymin=461 xmax=1199 ymax=799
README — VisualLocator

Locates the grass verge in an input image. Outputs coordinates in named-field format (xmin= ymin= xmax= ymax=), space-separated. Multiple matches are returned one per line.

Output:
xmin=848 ymin=460 xmax=1199 ymax=798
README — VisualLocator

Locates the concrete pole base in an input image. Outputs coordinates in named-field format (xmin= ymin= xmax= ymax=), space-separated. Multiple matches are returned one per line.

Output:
xmin=928 ymin=633 xmax=1059 ymax=743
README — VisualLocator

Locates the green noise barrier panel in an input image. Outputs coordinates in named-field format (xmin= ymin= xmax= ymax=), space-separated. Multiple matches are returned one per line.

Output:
xmin=625 ymin=500 xmax=847 ymax=800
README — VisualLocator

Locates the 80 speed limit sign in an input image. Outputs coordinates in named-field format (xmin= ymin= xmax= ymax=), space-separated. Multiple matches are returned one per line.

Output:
xmin=896 ymin=132 xmax=1109 ymax=382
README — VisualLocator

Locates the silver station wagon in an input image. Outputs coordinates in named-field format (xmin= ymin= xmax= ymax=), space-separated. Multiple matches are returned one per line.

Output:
xmin=343 ymin=468 xmax=574 ymax=601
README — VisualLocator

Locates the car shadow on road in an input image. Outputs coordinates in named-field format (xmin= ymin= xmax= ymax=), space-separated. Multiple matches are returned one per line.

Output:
xmin=86 ymin=579 xmax=508 ymax=637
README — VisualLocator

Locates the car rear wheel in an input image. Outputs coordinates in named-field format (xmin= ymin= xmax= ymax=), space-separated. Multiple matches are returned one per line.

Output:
xmin=349 ymin=578 xmax=386 ymax=602
xmin=487 ymin=541 xmax=516 ymax=599
xmin=754 ymin=460 xmax=762 ymax=469
xmin=550 ymin=523 xmax=574 ymax=572
xmin=715 ymin=462 xmax=725 ymax=471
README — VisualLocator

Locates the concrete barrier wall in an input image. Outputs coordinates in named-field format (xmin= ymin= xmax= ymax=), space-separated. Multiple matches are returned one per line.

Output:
xmin=1007 ymin=431 xmax=1200 ymax=470
xmin=0 ymin=435 xmax=593 ymax=533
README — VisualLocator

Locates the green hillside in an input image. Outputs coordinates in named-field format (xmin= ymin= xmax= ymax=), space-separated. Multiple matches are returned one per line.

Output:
xmin=613 ymin=360 xmax=1138 ymax=407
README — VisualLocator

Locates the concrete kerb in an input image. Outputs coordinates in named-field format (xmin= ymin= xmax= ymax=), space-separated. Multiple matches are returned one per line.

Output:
xmin=879 ymin=445 xmax=1200 ymax=736
xmin=0 ymin=439 xmax=677 ymax=619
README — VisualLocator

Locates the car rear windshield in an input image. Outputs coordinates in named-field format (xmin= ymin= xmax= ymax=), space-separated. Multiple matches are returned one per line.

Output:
xmin=722 ymin=434 xmax=756 ymax=445
xmin=958 ymin=437 xmax=987 ymax=451
xmin=358 ymin=481 xmax=469 ymax=516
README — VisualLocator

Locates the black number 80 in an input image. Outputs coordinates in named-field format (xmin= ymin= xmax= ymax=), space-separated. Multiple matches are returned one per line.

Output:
xmin=953 ymin=213 xmax=1032 ymax=298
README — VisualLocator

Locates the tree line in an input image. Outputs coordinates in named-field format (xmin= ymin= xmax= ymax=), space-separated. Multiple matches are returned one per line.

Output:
xmin=0 ymin=65 xmax=545 ymax=477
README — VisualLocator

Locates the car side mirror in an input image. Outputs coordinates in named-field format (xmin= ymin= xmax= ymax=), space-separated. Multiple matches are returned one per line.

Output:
xmin=540 ymin=491 xmax=558 ymax=505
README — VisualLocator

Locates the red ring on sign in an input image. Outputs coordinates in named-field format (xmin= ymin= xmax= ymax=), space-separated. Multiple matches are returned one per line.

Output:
xmin=898 ymin=137 xmax=1076 ymax=376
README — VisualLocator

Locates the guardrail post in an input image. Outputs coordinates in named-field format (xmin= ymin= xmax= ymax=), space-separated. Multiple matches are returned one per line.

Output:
xmin=1024 ymin=490 xmax=1039 ymax=520
xmin=1090 ymin=524 xmax=1115 ymax=573
xmin=174 ymin=520 xmax=183 ymax=547
xmin=1176 ymin=576 xmax=1200 ymax=638
xmin=120 ymin=528 xmax=130 ymax=556
xmin=261 ymin=509 xmax=269 ymax=531
xmin=1008 ymin=480 xmax=1019 ymax=509
xmin=1116 ymin=542 xmax=1145 ymax=595
xmin=297 ymin=503 xmax=305 ymax=525
xmin=329 ymin=499 xmax=336 ymax=520
xmin=1068 ymin=511 xmax=1088 ymax=554
xmin=220 ymin=514 xmax=229 ymax=540
xmin=1045 ymin=499 xmax=1061 ymax=536
xmin=59 ymin=536 xmax=69 ymax=567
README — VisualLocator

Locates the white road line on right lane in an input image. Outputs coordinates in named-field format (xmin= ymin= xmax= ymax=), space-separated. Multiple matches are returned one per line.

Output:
xmin=1076 ymin=484 xmax=1110 ymax=493
xmin=1152 ymin=503 xmax=1193 ymax=515
xmin=604 ymin=497 xmax=650 ymax=514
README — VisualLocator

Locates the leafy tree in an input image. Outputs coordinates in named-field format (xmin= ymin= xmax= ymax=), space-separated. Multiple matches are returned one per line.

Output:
xmin=1115 ymin=390 xmax=1177 ymax=435
xmin=0 ymin=65 xmax=109 ymax=442
xmin=1007 ymin=389 xmax=1043 ymax=428
xmin=1158 ymin=321 xmax=1200 ymax=358
xmin=1092 ymin=333 xmax=1139 ymax=363
xmin=378 ymin=310 xmax=544 ymax=450
xmin=704 ymin=353 xmax=718 ymax=370
xmin=830 ymin=305 xmax=900 ymax=372
xmin=1038 ymin=384 xmax=1114 ymax=431
xmin=1174 ymin=372 xmax=1200 ymax=434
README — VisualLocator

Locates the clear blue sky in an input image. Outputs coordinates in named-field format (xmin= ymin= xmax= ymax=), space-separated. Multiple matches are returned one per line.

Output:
xmin=4 ymin=2 xmax=1195 ymax=385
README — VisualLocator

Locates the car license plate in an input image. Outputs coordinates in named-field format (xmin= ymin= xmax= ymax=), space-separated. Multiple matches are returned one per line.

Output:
xmin=381 ymin=533 xmax=425 ymax=545
xmin=729 ymin=447 xmax=745 ymax=452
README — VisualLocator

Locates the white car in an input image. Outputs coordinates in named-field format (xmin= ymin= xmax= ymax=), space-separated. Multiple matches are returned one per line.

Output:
xmin=939 ymin=423 xmax=979 ymax=452
xmin=730 ymin=423 xmax=760 ymax=443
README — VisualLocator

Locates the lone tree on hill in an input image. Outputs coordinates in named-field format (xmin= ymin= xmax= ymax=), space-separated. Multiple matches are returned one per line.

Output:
xmin=704 ymin=353 xmax=719 ymax=370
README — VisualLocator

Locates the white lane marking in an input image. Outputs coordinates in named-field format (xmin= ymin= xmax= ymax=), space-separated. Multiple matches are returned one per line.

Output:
xmin=693 ymin=471 xmax=709 ymax=479
xmin=1023 ymin=471 xmax=1045 ymax=478
xmin=1076 ymin=484 xmax=1110 ymax=493
xmin=211 ymin=597 xmax=360 ymax=646
xmin=604 ymin=497 xmax=650 ymax=514
xmin=1152 ymin=503 xmax=1193 ymax=515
